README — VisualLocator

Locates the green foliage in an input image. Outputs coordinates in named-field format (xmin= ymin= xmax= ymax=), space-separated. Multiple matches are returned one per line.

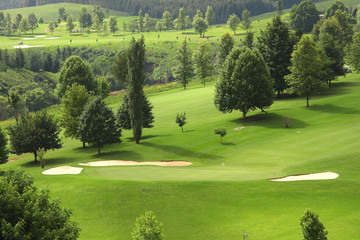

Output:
xmin=324 ymin=0 xmax=346 ymax=19
xmin=66 ymin=14 xmax=75 ymax=35
xmin=58 ymin=55 xmax=96 ymax=98
xmin=205 ymin=6 xmax=215 ymax=27
xmin=113 ymin=51 xmax=127 ymax=85
xmin=59 ymin=7 xmax=66 ymax=21
xmin=96 ymin=76 xmax=110 ymax=99
xmin=116 ymin=92 xmax=154 ymax=130
xmin=300 ymin=209 xmax=328 ymax=240
xmin=78 ymin=7 xmax=92 ymax=33
xmin=347 ymin=32 xmax=360 ymax=71
xmin=218 ymin=32 xmax=234 ymax=66
xmin=227 ymin=14 xmax=240 ymax=34
xmin=93 ymin=3 xmax=105 ymax=23
xmin=258 ymin=16 xmax=295 ymax=96
xmin=138 ymin=10 xmax=143 ymax=32
xmin=243 ymin=30 xmax=253 ymax=48
xmin=285 ymin=36 xmax=323 ymax=107
xmin=175 ymin=112 xmax=187 ymax=132
xmin=214 ymin=128 xmax=227 ymax=144
xmin=27 ymin=12 xmax=37 ymax=34
xmin=127 ymin=36 xmax=146 ymax=144
xmin=7 ymin=90 xmax=24 ymax=122
xmin=193 ymin=11 xmax=208 ymax=37
xmin=177 ymin=8 xmax=186 ymax=32
xmin=132 ymin=211 xmax=164 ymax=240
xmin=214 ymin=47 xmax=273 ymax=118
xmin=109 ymin=15 xmax=118 ymax=35
xmin=193 ymin=41 xmax=214 ymax=85
xmin=0 ymin=127 xmax=8 ymax=163
xmin=37 ymin=148 xmax=46 ymax=168
xmin=172 ymin=39 xmax=193 ymax=89
xmin=78 ymin=97 xmax=121 ymax=155
xmin=61 ymin=83 xmax=93 ymax=144
xmin=162 ymin=11 xmax=172 ymax=31
xmin=7 ymin=111 xmax=62 ymax=161
xmin=290 ymin=0 xmax=319 ymax=32
xmin=24 ymin=87 xmax=58 ymax=111
xmin=0 ymin=169 xmax=80 ymax=239
xmin=48 ymin=21 xmax=55 ymax=36
xmin=241 ymin=9 xmax=251 ymax=29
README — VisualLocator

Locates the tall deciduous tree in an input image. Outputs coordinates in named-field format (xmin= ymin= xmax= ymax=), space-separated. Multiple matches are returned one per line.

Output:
xmin=138 ymin=10 xmax=144 ymax=32
xmin=93 ymin=3 xmax=105 ymax=23
xmin=109 ymin=16 xmax=118 ymax=35
xmin=0 ymin=126 xmax=8 ymax=163
xmin=193 ymin=11 xmax=208 ymax=37
xmin=347 ymin=32 xmax=360 ymax=71
xmin=218 ymin=32 xmax=234 ymax=66
xmin=205 ymin=5 xmax=215 ymax=27
xmin=227 ymin=14 xmax=240 ymax=34
xmin=178 ymin=8 xmax=186 ymax=32
xmin=285 ymin=36 xmax=323 ymax=107
xmin=58 ymin=7 xmax=65 ymax=21
xmin=290 ymin=0 xmax=319 ymax=32
xmin=324 ymin=0 xmax=346 ymax=19
xmin=172 ymin=39 xmax=193 ymax=89
xmin=144 ymin=13 xmax=151 ymax=30
xmin=300 ymin=209 xmax=328 ymax=240
xmin=258 ymin=16 xmax=295 ymax=97
xmin=7 ymin=90 xmax=24 ymax=123
xmin=78 ymin=7 xmax=92 ymax=34
xmin=61 ymin=84 xmax=93 ymax=148
xmin=78 ymin=97 xmax=121 ymax=155
xmin=162 ymin=11 xmax=173 ymax=31
xmin=193 ymin=41 xmax=214 ymax=85
xmin=214 ymin=47 xmax=274 ymax=119
xmin=48 ymin=21 xmax=55 ymax=36
xmin=8 ymin=111 xmax=62 ymax=161
xmin=20 ymin=17 xmax=28 ymax=36
xmin=0 ymin=169 xmax=81 ymax=239
xmin=241 ymin=9 xmax=251 ymax=29
xmin=58 ymin=55 xmax=96 ymax=98
xmin=244 ymin=30 xmax=253 ymax=48
xmin=66 ymin=14 xmax=75 ymax=35
xmin=132 ymin=211 xmax=164 ymax=240
xmin=28 ymin=12 xmax=37 ymax=34
xmin=127 ymin=36 xmax=146 ymax=144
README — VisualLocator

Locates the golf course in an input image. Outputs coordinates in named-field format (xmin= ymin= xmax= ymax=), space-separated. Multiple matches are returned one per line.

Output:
xmin=0 ymin=1 xmax=360 ymax=239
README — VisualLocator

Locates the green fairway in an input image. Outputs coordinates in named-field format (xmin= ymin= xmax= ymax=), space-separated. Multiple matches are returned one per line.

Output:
xmin=2 ymin=72 xmax=360 ymax=239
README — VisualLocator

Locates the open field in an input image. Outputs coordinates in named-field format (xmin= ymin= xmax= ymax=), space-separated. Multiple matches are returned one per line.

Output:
xmin=1 ymin=72 xmax=360 ymax=239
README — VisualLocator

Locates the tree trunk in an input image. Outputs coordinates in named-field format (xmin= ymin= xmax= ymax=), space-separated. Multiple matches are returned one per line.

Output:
xmin=306 ymin=95 xmax=309 ymax=107
xmin=181 ymin=126 xmax=183 ymax=133
xmin=82 ymin=142 xmax=86 ymax=148
xmin=220 ymin=137 xmax=223 ymax=144
xmin=277 ymin=90 xmax=281 ymax=98
xmin=328 ymin=80 xmax=331 ymax=88
xmin=184 ymin=84 xmax=186 ymax=90
xmin=242 ymin=111 xmax=247 ymax=119
xmin=34 ymin=151 xmax=37 ymax=162
xmin=98 ymin=145 xmax=101 ymax=155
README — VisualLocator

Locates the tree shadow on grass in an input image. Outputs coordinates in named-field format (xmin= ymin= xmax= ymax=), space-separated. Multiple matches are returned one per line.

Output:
xmin=21 ymin=157 xmax=75 ymax=168
xmin=230 ymin=112 xmax=309 ymax=129
xmin=316 ymin=81 xmax=359 ymax=97
xmin=88 ymin=150 xmax=142 ymax=160
xmin=307 ymin=104 xmax=358 ymax=114
xmin=141 ymin=142 xmax=222 ymax=160
xmin=126 ymin=134 xmax=173 ymax=142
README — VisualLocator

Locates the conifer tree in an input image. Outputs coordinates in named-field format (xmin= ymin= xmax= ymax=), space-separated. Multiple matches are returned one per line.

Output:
xmin=205 ymin=6 xmax=215 ymax=27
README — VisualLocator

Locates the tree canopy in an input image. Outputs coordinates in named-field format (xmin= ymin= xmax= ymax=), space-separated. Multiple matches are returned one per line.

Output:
xmin=290 ymin=0 xmax=319 ymax=32
xmin=172 ymin=39 xmax=193 ymax=89
xmin=300 ymin=209 xmax=328 ymax=240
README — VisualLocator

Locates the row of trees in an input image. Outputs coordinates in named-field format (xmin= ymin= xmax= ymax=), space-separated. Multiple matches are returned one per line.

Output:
xmin=0 ymin=11 xmax=39 ymax=36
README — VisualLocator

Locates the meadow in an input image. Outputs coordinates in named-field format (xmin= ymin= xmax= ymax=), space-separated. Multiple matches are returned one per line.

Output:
xmin=1 ymin=1 xmax=360 ymax=239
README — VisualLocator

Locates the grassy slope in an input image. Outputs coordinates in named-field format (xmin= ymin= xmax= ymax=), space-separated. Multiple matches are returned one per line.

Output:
xmin=2 ymin=73 xmax=360 ymax=239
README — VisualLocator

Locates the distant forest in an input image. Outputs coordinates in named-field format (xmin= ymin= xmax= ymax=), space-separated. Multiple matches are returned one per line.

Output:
xmin=0 ymin=0 xmax=318 ymax=23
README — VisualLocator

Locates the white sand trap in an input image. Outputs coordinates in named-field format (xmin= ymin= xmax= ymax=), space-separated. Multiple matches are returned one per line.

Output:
xmin=34 ymin=35 xmax=45 ymax=38
xmin=13 ymin=45 xmax=45 ymax=49
xmin=270 ymin=172 xmax=339 ymax=182
xmin=233 ymin=126 xmax=245 ymax=131
xmin=44 ymin=37 xmax=60 ymax=40
xmin=42 ymin=166 xmax=83 ymax=175
xmin=79 ymin=160 xmax=193 ymax=167
xmin=23 ymin=38 xmax=36 ymax=40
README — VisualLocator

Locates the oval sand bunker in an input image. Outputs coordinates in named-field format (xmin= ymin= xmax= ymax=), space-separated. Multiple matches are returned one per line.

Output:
xmin=79 ymin=160 xmax=193 ymax=167
xmin=42 ymin=166 xmax=83 ymax=175
xmin=270 ymin=172 xmax=339 ymax=182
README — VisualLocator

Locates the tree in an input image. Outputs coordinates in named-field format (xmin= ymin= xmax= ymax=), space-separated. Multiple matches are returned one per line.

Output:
xmin=8 ymin=111 xmax=62 ymax=161
xmin=193 ymin=41 xmax=214 ymax=85
xmin=138 ymin=10 xmax=144 ymax=32
xmin=0 ymin=126 xmax=8 ymax=163
xmin=66 ymin=15 xmax=75 ymax=35
xmin=178 ymin=8 xmax=186 ymax=32
xmin=14 ymin=13 xmax=22 ymax=36
xmin=0 ymin=169 xmax=81 ymax=239
xmin=93 ymin=4 xmax=105 ymax=23
xmin=347 ymin=32 xmax=360 ymax=71
xmin=324 ymin=0 xmax=346 ymax=19
xmin=227 ymin=14 xmax=240 ymax=34
xmin=61 ymin=84 xmax=93 ymax=148
xmin=175 ymin=112 xmax=187 ymax=132
xmin=117 ymin=92 xmax=154 ymax=130
xmin=155 ymin=21 xmax=165 ymax=32
xmin=290 ymin=0 xmax=319 ymax=32
xmin=48 ymin=21 xmax=55 ymax=36
xmin=132 ymin=211 xmax=164 ymax=240
xmin=205 ymin=6 xmax=215 ymax=27
xmin=127 ymin=36 xmax=146 ymax=144
xmin=78 ymin=7 xmax=92 ymax=34
xmin=218 ymin=32 xmax=234 ymax=66
xmin=59 ymin=7 xmax=66 ymax=21
xmin=7 ymin=90 xmax=24 ymax=123
xmin=214 ymin=47 xmax=274 ymax=119
xmin=162 ymin=11 xmax=173 ymax=30
xmin=123 ymin=21 xmax=127 ymax=34
xmin=172 ymin=39 xmax=193 ymax=89
xmin=113 ymin=51 xmax=128 ymax=84
xmin=109 ymin=16 xmax=118 ymax=35
xmin=300 ymin=209 xmax=328 ymax=240
xmin=93 ymin=14 xmax=103 ymax=35
xmin=241 ymin=9 xmax=251 ymax=29
xmin=214 ymin=128 xmax=226 ymax=144
xmin=258 ymin=16 xmax=295 ymax=97
xmin=96 ymin=76 xmax=111 ymax=99
xmin=193 ymin=13 xmax=208 ymax=37
xmin=28 ymin=12 xmax=37 ymax=34
xmin=78 ymin=97 xmax=121 ymax=155
xmin=144 ymin=13 xmax=151 ymax=31
xmin=285 ymin=36 xmax=323 ymax=107
xmin=38 ymin=17 xmax=43 ymax=24
xmin=58 ymin=55 xmax=96 ymax=98
xmin=244 ymin=30 xmax=253 ymax=48
xmin=20 ymin=17 xmax=28 ymax=36
xmin=276 ymin=0 xmax=284 ymax=15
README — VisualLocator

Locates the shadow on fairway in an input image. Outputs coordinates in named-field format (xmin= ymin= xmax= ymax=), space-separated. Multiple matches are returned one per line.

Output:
xmin=141 ymin=142 xmax=222 ymax=160
xmin=230 ymin=112 xmax=308 ymax=129
xmin=126 ymin=134 xmax=173 ymax=142
xmin=307 ymin=104 xmax=358 ymax=114
xmin=89 ymin=150 xmax=142 ymax=160
xmin=21 ymin=157 xmax=75 ymax=168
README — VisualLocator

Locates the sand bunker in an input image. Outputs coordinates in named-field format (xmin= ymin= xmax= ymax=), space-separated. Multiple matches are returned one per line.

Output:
xmin=35 ymin=35 xmax=45 ymax=38
xmin=233 ymin=126 xmax=245 ymax=131
xmin=42 ymin=166 xmax=83 ymax=175
xmin=13 ymin=45 xmax=45 ymax=49
xmin=270 ymin=172 xmax=339 ymax=182
xmin=23 ymin=38 xmax=36 ymax=40
xmin=79 ymin=160 xmax=193 ymax=167
xmin=44 ymin=37 xmax=60 ymax=40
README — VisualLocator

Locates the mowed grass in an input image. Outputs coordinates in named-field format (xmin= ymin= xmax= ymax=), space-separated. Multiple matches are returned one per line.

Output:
xmin=2 ymin=72 xmax=360 ymax=239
